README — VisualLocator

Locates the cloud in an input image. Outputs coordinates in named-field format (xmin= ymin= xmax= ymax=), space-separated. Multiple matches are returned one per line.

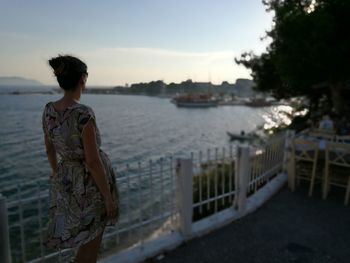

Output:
xmin=0 ymin=46 xmax=251 ymax=86
xmin=82 ymin=47 xmax=236 ymax=63
xmin=78 ymin=46 xmax=250 ymax=85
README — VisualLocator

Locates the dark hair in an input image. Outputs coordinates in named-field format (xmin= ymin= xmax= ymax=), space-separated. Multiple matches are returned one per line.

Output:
xmin=48 ymin=55 xmax=88 ymax=91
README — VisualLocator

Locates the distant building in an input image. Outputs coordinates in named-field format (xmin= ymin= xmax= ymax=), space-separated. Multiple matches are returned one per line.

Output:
xmin=111 ymin=78 xmax=259 ymax=98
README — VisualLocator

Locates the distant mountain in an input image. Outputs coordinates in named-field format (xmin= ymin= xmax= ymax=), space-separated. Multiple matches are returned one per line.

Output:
xmin=0 ymin=76 xmax=43 ymax=86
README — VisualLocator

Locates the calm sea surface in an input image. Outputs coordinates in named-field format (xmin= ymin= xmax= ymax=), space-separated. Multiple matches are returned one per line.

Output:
xmin=0 ymin=93 xmax=281 ymax=195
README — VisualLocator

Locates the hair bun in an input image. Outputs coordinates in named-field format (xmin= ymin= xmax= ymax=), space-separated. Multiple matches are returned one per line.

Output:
xmin=48 ymin=54 xmax=87 ymax=91
xmin=49 ymin=56 xmax=66 ymax=76
xmin=54 ymin=62 xmax=65 ymax=76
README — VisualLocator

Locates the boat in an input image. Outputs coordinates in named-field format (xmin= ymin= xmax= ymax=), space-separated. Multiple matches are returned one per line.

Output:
xmin=175 ymin=100 xmax=219 ymax=107
xmin=227 ymin=131 xmax=255 ymax=141
xmin=171 ymin=93 xmax=219 ymax=108
xmin=245 ymin=98 xmax=273 ymax=107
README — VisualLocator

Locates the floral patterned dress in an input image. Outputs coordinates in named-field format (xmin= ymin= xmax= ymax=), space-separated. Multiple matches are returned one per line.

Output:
xmin=42 ymin=102 xmax=119 ymax=249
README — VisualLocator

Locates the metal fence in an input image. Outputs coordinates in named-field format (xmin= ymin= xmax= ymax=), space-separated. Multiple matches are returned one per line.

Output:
xmin=191 ymin=147 xmax=237 ymax=222
xmin=1 ymin=132 xmax=289 ymax=263
xmin=248 ymin=134 xmax=286 ymax=194
xmin=1 ymin=157 xmax=179 ymax=263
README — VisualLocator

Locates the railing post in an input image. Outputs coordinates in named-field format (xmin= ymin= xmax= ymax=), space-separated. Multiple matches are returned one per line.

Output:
xmin=176 ymin=159 xmax=193 ymax=239
xmin=236 ymin=146 xmax=250 ymax=215
xmin=283 ymin=130 xmax=296 ymax=191
xmin=0 ymin=194 xmax=11 ymax=263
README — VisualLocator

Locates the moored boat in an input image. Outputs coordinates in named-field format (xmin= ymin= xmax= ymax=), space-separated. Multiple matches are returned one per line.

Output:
xmin=245 ymin=98 xmax=273 ymax=107
xmin=172 ymin=93 xmax=219 ymax=108
xmin=227 ymin=131 xmax=255 ymax=141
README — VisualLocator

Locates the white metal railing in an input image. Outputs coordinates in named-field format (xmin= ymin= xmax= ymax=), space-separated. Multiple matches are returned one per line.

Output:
xmin=1 ymin=132 xmax=289 ymax=263
xmin=6 ymin=182 xmax=49 ymax=263
xmin=248 ymin=133 xmax=286 ymax=194
xmin=191 ymin=146 xmax=237 ymax=221
xmin=2 ymin=157 xmax=179 ymax=263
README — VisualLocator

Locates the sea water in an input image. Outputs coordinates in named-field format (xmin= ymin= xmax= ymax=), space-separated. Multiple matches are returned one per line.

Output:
xmin=0 ymin=92 xmax=281 ymax=196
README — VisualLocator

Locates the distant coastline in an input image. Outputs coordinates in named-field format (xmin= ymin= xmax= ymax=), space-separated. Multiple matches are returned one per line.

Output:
xmin=0 ymin=76 xmax=43 ymax=86
xmin=1 ymin=90 xmax=55 ymax=95
xmin=0 ymin=78 xmax=263 ymax=100
xmin=0 ymin=84 xmax=55 ymax=95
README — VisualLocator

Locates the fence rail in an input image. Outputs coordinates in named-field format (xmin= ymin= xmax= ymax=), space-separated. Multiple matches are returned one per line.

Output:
xmin=191 ymin=146 xmax=237 ymax=221
xmin=248 ymin=134 xmax=285 ymax=194
xmin=1 ymin=132 xmax=289 ymax=263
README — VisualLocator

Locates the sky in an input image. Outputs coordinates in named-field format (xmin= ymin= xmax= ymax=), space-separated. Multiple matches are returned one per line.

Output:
xmin=0 ymin=0 xmax=273 ymax=86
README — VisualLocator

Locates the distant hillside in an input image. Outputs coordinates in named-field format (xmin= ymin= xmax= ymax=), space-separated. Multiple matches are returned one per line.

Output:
xmin=0 ymin=76 xmax=43 ymax=86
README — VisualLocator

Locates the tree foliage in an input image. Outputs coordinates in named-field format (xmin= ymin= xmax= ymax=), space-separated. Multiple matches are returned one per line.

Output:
xmin=236 ymin=0 xmax=350 ymax=115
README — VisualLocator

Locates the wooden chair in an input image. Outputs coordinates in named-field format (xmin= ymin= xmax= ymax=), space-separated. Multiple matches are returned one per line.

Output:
xmin=336 ymin=135 xmax=350 ymax=144
xmin=292 ymin=138 xmax=320 ymax=196
xmin=323 ymin=142 xmax=350 ymax=205
xmin=309 ymin=128 xmax=335 ymax=141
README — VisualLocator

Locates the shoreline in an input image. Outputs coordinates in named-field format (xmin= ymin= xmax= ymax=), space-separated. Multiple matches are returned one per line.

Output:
xmin=0 ymin=92 xmax=288 ymax=107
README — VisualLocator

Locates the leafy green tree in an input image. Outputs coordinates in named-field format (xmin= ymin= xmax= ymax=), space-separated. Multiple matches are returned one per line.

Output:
xmin=236 ymin=0 xmax=350 ymax=115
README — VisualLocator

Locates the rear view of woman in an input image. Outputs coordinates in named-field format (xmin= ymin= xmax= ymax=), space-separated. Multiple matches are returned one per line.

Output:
xmin=42 ymin=55 xmax=119 ymax=262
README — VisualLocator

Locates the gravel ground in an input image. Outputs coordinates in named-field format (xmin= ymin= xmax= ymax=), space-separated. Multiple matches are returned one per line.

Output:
xmin=150 ymin=185 xmax=350 ymax=263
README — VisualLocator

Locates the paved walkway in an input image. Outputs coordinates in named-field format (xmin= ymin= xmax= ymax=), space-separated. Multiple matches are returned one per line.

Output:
xmin=154 ymin=186 xmax=350 ymax=263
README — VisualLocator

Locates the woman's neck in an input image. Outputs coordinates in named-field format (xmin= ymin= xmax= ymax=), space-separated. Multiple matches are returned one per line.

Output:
xmin=63 ymin=89 xmax=82 ymax=103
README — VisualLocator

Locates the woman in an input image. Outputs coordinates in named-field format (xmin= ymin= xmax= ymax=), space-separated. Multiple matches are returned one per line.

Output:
xmin=42 ymin=55 xmax=119 ymax=263
xmin=318 ymin=114 xmax=334 ymax=131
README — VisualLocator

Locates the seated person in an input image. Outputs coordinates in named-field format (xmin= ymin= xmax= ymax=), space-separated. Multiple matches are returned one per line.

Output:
xmin=319 ymin=114 xmax=334 ymax=130
xmin=336 ymin=117 xmax=350 ymax=135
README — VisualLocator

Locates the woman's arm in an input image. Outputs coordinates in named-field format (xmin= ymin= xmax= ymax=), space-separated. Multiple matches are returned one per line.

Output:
xmin=82 ymin=120 xmax=116 ymax=218
xmin=44 ymin=133 xmax=57 ymax=178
